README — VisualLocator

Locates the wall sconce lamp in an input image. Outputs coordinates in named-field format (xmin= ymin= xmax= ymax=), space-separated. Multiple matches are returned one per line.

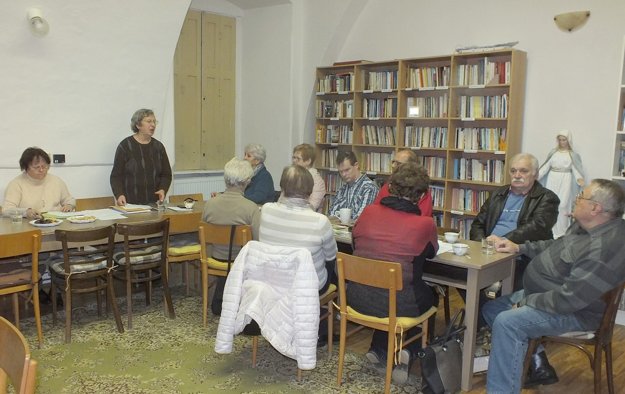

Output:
xmin=26 ymin=8 xmax=50 ymax=37
xmin=554 ymin=11 xmax=590 ymax=32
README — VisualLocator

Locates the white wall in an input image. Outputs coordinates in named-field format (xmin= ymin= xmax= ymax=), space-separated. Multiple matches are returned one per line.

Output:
xmin=0 ymin=0 xmax=190 ymax=199
xmin=2 ymin=0 xmax=625 ymax=203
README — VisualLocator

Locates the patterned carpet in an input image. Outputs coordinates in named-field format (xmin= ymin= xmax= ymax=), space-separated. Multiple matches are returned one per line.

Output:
xmin=18 ymin=288 xmax=424 ymax=393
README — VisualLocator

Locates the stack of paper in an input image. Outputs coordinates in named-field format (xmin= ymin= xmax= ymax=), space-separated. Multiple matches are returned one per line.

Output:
xmin=110 ymin=203 xmax=152 ymax=214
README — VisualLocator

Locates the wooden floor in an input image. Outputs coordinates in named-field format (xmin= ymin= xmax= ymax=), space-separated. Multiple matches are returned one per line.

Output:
xmin=344 ymin=289 xmax=625 ymax=393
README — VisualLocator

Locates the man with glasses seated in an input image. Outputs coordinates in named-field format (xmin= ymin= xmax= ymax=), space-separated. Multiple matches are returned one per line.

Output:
xmin=328 ymin=150 xmax=378 ymax=222
xmin=372 ymin=148 xmax=434 ymax=217
xmin=484 ymin=179 xmax=625 ymax=392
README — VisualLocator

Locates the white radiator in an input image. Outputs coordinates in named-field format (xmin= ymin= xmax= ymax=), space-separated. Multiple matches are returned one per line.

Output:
xmin=171 ymin=173 xmax=225 ymax=200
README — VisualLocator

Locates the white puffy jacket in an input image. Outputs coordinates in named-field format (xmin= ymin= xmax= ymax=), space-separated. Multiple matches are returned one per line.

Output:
xmin=214 ymin=241 xmax=320 ymax=370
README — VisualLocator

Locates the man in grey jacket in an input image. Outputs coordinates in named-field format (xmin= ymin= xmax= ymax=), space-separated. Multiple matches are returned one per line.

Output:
xmin=483 ymin=179 xmax=625 ymax=393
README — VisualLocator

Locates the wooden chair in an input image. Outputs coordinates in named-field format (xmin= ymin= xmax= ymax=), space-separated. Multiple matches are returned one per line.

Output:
xmin=75 ymin=196 xmax=115 ymax=211
xmin=198 ymin=222 xmax=252 ymax=327
xmin=113 ymin=219 xmax=175 ymax=329
xmin=169 ymin=193 xmax=203 ymax=205
xmin=0 ymin=316 xmax=37 ymax=394
xmin=163 ymin=212 xmax=202 ymax=296
xmin=336 ymin=252 xmax=437 ymax=394
xmin=50 ymin=225 xmax=124 ymax=343
xmin=0 ymin=230 xmax=43 ymax=346
xmin=251 ymin=283 xmax=338 ymax=375
xmin=522 ymin=283 xmax=625 ymax=394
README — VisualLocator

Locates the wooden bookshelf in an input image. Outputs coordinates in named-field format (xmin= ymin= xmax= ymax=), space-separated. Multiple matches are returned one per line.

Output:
xmin=612 ymin=39 xmax=625 ymax=182
xmin=314 ymin=50 xmax=526 ymax=232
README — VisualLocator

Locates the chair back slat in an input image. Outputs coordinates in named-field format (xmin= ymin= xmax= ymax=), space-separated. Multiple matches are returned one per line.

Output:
xmin=336 ymin=252 xmax=402 ymax=291
xmin=54 ymin=225 xmax=116 ymax=272
xmin=597 ymin=283 xmax=625 ymax=345
xmin=0 ymin=230 xmax=41 ymax=260
xmin=198 ymin=222 xmax=252 ymax=260
xmin=117 ymin=219 xmax=170 ymax=258
xmin=163 ymin=212 xmax=202 ymax=234
xmin=169 ymin=193 xmax=203 ymax=204
xmin=75 ymin=196 xmax=115 ymax=211
xmin=0 ymin=316 xmax=36 ymax=394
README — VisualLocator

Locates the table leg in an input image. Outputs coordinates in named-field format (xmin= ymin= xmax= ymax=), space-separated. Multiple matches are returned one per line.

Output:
xmin=461 ymin=268 xmax=479 ymax=391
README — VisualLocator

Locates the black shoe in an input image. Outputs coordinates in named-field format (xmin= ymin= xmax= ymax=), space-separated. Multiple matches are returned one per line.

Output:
xmin=317 ymin=334 xmax=340 ymax=348
xmin=38 ymin=288 xmax=51 ymax=305
xmin=523 ymin=351 xmax=559 ymax=388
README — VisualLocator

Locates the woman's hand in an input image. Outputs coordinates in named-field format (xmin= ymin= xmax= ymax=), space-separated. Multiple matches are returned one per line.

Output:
xmin=61 ymin=204 xmax=73 ymax=212
xmin=116 ymin=195 xmax=127 ymax=206
xmin=26 ymin=208 xmax=39 ymax=219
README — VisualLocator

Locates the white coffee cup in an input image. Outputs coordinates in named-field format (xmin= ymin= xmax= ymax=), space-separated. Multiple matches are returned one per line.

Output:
xmin=452 ymin=243 xmax=469 ymax=256
xmin=339 ymin=208 xmax=352 ymax=225
xmin=444 ymin=232 xmax=459 ymax=243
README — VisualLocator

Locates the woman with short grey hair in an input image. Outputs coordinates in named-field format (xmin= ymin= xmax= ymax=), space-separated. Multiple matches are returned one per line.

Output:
xmin=243 ymin=143 xmax=275 ymax=204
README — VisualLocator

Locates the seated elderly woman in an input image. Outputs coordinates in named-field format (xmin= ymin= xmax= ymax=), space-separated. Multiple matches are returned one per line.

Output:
xmin=259 ymin=165 xmax=337 ymax=294
xmin=203 ymin=157 xmax=261 ymax=315
xmin=3 ymin=147 xmax=75 ymax=219
xmin=243 ymin=143 xmax=275 ymax=205
xmin=349 ymin=162 xmax=438 ymax=384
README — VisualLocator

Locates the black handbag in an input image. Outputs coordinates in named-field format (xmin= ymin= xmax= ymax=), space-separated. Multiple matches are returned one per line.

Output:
xmin=417 ymin=309 xmax=466 ymax=394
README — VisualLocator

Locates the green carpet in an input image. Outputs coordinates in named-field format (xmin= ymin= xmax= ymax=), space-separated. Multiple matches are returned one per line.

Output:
xmin=17 ymin=289 xmax=424 ymax=393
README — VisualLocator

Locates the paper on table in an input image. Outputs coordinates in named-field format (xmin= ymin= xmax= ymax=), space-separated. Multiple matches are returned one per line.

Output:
xmin=44 ymin=211 xmax=77 ymax=218
xmin=110 ymin=203 xmax=152 ymax=214
xmin=79 ymin=208 xmax=128 ymax=220
xmin=167 ymin=206 xmax=192 ymax=212
xmin=437 ymin=240 xmax=454 ymax=255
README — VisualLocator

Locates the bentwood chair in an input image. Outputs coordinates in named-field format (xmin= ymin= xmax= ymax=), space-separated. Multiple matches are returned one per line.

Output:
xmin=198 ymin=222 xmax=252 ymax=327
xmin=0 ymin=316 xmax=37 ymax=394
xmin=113 ymin=219 xmax=175 ymax=329
xmin=522 ymin=282 xmax=625 ymax=394
xmin=163 ymin=211 xmax=202 ymax=296
xmin=336 ymin=252 xmax=437 ymax=394
xmin=0 ymin=230 xmax=43 ymax=346
xmin=75 ymin=196 xmax=115 ymax=211
xmin=50 ymin=225 xmax=124 ymax=343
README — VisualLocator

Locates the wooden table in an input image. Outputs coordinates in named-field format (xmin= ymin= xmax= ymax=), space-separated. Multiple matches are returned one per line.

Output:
xmin=423 ymin=240 xmax=516 ymax=391
xmin=0 ymin=204 xmax=204 ymax=252
xmin=334 ymin=231 xmax=516 ymax=392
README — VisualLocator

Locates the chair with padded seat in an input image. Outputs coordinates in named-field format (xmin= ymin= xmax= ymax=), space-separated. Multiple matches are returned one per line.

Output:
xmin=163 ymin=211 xmax=202 ymax=296
xmin=0 ymin=316 xmax=37 ymax=394
xmin=522 ymin=282 xmax=625 ymax=394
xmin=198 ymin=222 xmax=252 ymax=327
xmin=50 ymin=225 xmax=124 ymax=343
xmin=75 ymin=196 xmax=115 ymax=211
xmin=113 ymin=219 xmax=175 ymax=329
xmin=336 ymin=252 xmax=437 ymax=394
xmin=0 ymin=230 xmax=43 ymax=347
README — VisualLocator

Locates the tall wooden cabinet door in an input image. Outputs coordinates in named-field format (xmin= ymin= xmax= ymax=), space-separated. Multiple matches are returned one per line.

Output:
xmin=174 ymin=10 xmax=202 ymax=170
xmin=201 ymin=13 xmax=236 ymax=169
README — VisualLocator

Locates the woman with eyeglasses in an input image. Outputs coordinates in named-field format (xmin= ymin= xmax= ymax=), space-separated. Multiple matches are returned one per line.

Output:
xmin=3 ymin=147 xmax=75 ymax=219
xmin=110 ymin=108 xmax=172 ymax=206
xmin=538 ymin=130 xmax=586 ymax=238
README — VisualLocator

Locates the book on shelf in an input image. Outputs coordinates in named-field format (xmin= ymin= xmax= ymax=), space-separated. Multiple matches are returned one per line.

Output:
xmin=110 ymin=203 xmax=152 ymax=214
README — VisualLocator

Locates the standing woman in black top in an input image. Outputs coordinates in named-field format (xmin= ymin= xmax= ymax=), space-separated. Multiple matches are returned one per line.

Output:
xmin=110 ymin=109 xmax=172 ymax=205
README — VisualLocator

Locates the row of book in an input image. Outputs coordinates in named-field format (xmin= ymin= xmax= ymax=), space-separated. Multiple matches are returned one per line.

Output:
xmin=456 ymin=59 xmax=511 ymax=86
xmin=317 ymin=72 xmax=354 ymax=93
xmin=430 ymin=185 xmax=445 ymax=210
xmin=452 ymin=158 xmax=504 ymax=183
xmin=358 ymin=151 xmax=394 ymax=173
xmin=416 ymin=156 xmax=447 ymax=178
xmin=407 ymin=95 xmax=449 ymax=118
xmin=405 ymin=126 xmax=448 ymax=148
xmin=363 ymin=70 xmax=398 ymax=91
xmin=454 ymin=127 xmax=507 ymax=151
xmin=316 ymin=99 xmax=354 ymax=118
xmin=458 ymin=94 xmax=508 ymax=119
xmin=618 ymin=141 xmax=625 ymax=176
xmin=450 ymin=188 xmax=491 ymax=213
xmin=406 ymin=65 xmax=451 ymax=90
xmin=315 ymin=124 xmax=353 ymax=144
xmin=449 ymin=217 xmax=475 ymax=239
xmin=362 ymin=98 xmax=398 ymax=118
xmin=320 ymin=148 xmax=339 ymax=168
xmin=322 ymin=172 xmax=344 ymax=193
xmin=360 ymin=125 xmax=396 ymax=146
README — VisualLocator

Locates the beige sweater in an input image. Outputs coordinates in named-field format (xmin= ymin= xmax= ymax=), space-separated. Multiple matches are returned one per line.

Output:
xmin=3 ymin=172 xmax=75 ymax=216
